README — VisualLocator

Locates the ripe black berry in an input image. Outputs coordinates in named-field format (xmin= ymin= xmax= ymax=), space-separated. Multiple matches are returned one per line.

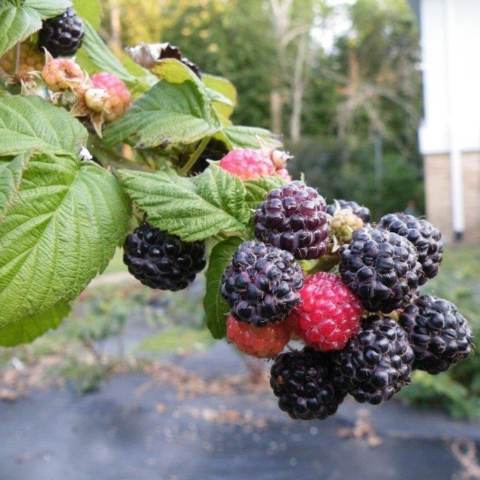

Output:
xmin=38 ymin=8 xmax=84 ymax=58
xmin=327 ymin=199 xmax=371 ymax=224
xmin=340 ymin=227 xmax=421 ymax=313
xmin=270 ymin=348 xmax=346 ymax=420
xmin=123 ymin=223 xmax=206 ymax=291
xmin=332 ymin=315 xmax=414 ymax=404
xmin=399 ymin=296 xmax=473 ymax=374
xmin=254 ymin=181 xmax=329 ymax=260
xmin=378 ymin=213 xmax=443 ymax=284
xmin=221 ymin=241 xmax=304 ymax=326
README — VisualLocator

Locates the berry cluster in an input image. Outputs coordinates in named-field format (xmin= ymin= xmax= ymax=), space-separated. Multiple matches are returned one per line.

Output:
xmin=122 ymin=146 xmax=473 ymax=421
xmin=1 ymin=5 xmax=471 ymax=420
xmin=0 ymin=8 xmax=132 ymax=135
xmin=203 ymin=149 xmax=472 ymax=421
xmin=40 ymin=52 xmax=132 ymax=135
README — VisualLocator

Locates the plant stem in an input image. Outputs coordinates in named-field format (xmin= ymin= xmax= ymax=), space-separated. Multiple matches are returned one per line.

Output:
xmin=14 ymin=42 xmax=21 ymax=76
xmin=180 ymin=137 xmax=210 ymax=176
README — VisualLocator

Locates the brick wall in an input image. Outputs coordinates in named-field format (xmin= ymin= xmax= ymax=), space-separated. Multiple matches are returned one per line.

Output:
xmin=424 ymin=153 xmax=480 ymax=242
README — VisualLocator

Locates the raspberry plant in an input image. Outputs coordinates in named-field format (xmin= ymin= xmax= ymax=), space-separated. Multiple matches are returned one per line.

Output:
xmin=0 ymin=0 xmax=474 ymax=422
xmin=0 ymin=0 xmax=280 ymax=346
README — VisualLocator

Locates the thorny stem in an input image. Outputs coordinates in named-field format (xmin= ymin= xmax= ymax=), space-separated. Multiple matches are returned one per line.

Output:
xmin=180 ymin=136 xmax=210 ymax=176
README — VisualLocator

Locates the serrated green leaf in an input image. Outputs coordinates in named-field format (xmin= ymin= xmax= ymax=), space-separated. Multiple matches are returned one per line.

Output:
xmin=104 ymin=75 xmax=221 ymax=149
xmin=204 ymin=237 xmax=243 ymax=339
xmin=151 ymin=60 xmax=234 ymax=123
xmin=0 ymin=0 xmax=71 ymax=57
xmin=0 ymin=301 xmax=71 ymax=347
xmin=73 ymin=0 xmax=100 ymax=29
xmin=117 ymin=165 xmax=250 ymax=241
xmin=218 ymin=125 xmax=282 ymax=149
xmin=0 ymin=151 xmax=32 ymax=220
xmin=0 ymin=154 xmax=131 ymax=343
xmin=0 ymin=96 xmax=88 ymax=157
xmin=244 ymin=176 xmax=288 ymax=209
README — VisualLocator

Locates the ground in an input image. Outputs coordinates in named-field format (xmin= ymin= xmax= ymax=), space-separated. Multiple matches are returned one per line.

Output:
xmin=0 ymin=245 xmax=479 ymax=480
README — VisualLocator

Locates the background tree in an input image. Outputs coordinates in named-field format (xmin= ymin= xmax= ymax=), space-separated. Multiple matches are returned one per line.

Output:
xmin=100 ymin=0 xmax=423 ymax=217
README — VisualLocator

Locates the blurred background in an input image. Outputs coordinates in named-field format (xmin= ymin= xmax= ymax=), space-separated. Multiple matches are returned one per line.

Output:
xmin=1 ymin=1 xmax=479 ymax=479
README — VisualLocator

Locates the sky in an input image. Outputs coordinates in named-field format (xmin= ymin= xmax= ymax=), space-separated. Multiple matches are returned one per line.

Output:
xmin=312 ymin=0 xmax=355 ymax=52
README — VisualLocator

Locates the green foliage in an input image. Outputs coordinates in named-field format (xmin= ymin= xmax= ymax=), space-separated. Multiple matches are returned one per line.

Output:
xmin=0 ymin=1 xmax=283 ymax=347
xmin=73 ymin=0 xmax=100 ymax=29
xmin=0 ymin=151 xmax=31 ymax=220
xmin=244 ymin=176 xmax=287 ymax=209
xmin=77 ymin=20 xmax=153 ymax=93
xmin=289 ymin=138 xmax=423 ymax=219
xmin=219 ymin=125 xmax=282 ymax=150
xmin=0 ymin=0 xmax=71 ymax=57
xmin=400 ymin=371 xmax=480 ymax=419
xmin=105 ymin=63 xmax=220 ymax=148
xmin=0 ymin=96 xmax=87 ymax=155
xmin=203 ymin=73 xmax=237 ymax=122
xmin=118 ymin=166 xmax=250 ymax=241
xmin=0 ymin=302 xmax=71 ymax=347
xmin=0 ymin=97 xmax=131 ymax=346
xmin=0 ymin=153 xmax=130 ymax=345
xmin=204 ymin=237 xmax=243 ymax=338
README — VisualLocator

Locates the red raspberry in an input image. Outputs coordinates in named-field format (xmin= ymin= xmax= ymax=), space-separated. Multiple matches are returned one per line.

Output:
xmin=226 ymin=315 xmax=290 ymax=358
xmin=219 ymin=149 xmax=291 ymax=181
xmin=90 ymin=72 xmax=132 ymax=122
xmin=290 ymin=272 xmax=363 ymax=351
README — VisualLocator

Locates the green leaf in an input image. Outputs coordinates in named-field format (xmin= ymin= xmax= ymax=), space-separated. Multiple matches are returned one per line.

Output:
xmin=0 ymin=96 xmax=88 ymax=157
xmin=23 ymin=0 xmax=71 ymax=17
xmin=203 ymin=74 xmax=237 ymax=105
xmin=0 ymin=154 xmax=131 ymax=344
xmin=73 ymin=0 xmax=100 ymax=29
xmin=105 ymin=75 xmax=221 ymax=149
xmin=151 ymin=60 xmax=234 ymax=123
xmin=151 ymin=58 xmax=198 ymax=84
xmin=117 ymin=165 xmax=250 ymax=241
xmin=0 ymin=0 xmax=71 ymax=57
xmin=0 ymin=301 xmax=71 ymax=347
xmin=218 ymin=125 xmax=282 ymax=149
xmin=204 ymin=237 xmax=243 ymax=339
xmin=78 ymin=21 xmax=134 ymax=82
xmin=76 ymin=20 xmax=154 ymax=94
xmin=244 ymin=176 xmax=287 ymax=209
xmin=0 ymin=151 xmax=32 ymax=220
xmin=203 ymin=74 xmax=237 ymax=121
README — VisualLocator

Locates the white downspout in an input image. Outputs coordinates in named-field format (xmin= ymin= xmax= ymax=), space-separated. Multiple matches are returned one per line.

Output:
xmin=445 ymin=0 xmax=465 ymax=240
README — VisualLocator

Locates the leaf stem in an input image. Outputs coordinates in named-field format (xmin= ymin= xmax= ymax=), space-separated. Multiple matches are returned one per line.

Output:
xmin=180 ymin=137 xmax=210 ymax=176
xmin=14 ymin=42 xmax=21 ymax=76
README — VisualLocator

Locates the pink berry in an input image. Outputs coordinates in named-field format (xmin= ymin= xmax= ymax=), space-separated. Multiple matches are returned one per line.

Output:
xmin=226 ymin=315 xmax=290 ymax=358
xmin=90 ymin=72 xmax=132 ymax=121
xmin=289 ymin=272 xmax=363 ymax=351
xmin=219 ymin=149 xmax=292 ymax=181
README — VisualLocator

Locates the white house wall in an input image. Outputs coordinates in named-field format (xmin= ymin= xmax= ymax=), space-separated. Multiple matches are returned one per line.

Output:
xmin=420 ymin=0 xmax=480 ymax=155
